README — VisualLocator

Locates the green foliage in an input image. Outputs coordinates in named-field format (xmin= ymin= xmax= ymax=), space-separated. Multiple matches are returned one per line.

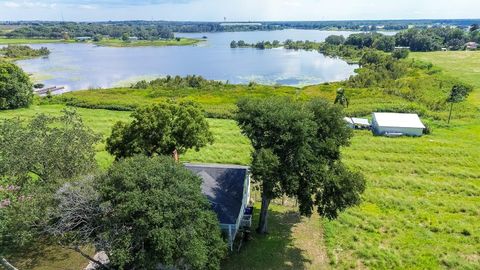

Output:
xmin=334 ymin=88 xmax=349 ymax=107
xmin=325 ymin=35 xmax=346 ymax=45
xmin=92 ymin=34 xmax=103 ymax=42
xmin=392 ymin=48 xmax=410 ymax=59
xmin=0 ymin=110 xmax=100 ymax=255
xmin=395 ymin=28 xmax=455 ymax=51
xmin=106 ymin=102 xmax=213 ymax=159
xmin=0 ymin=61 xmax=33 ymax=110
xmin=98 ymin=155 xmax=226 ymax=270
xmin=0 ymin=109 xmax=100 ymax=185
xmin=446 ymin=83 xmax=473 ymax=124
xmin=372 ymin=35 xmax=396 ymax=52
xmin=345 ymin=33 xmax=381 ymax=48
xmin=230 ymin=40 xmax=282 ymax=49
xmin=237 ymin=98 xmax=365 ymax=232
xmin=351 ymin=50 xmax=408 ymax=88
xmin=0 ymin=45 xmax=50 ymax=59
xmin=7 ymin=22 xmax=174 ymax=40
xmin=447 ymin=84 xmax=473 ymax=103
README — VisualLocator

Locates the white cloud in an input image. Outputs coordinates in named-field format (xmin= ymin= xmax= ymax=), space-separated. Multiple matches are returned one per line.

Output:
xmin=2 ymin=1 xmax=57 ymax=9
xmin=0 ymin=0 xmax=480 ymax=21
xmin=3 ymin=1 xmax=21 ymax=8
xmin=78 ymin=4 xmax=97 ymax=10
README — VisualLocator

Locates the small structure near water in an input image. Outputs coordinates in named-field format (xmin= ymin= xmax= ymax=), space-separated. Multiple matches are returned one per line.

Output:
xmin=371 ymin=112 xmax=426 ymax=137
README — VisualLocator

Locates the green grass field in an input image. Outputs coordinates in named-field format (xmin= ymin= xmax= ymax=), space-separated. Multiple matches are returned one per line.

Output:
xmin=94 ymin=38 xmax=202 ymax=47
xmin=0 ymin=38 xmax=75 ymax=44
xmin=411 ymin=51 xmax=480 ymax=107
xmin=1 ymin=51 xmax=480 ymax=269
xmin=0 ymin=37 xmax=201 ymax=47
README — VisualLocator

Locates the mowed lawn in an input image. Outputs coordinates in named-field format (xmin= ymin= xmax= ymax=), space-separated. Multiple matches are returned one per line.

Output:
xmin=411 ymin=51 xmax=480 ymax=107
xmin=2 ymin=101 xmax=479 ymax=269
xmin=1 ymin=51 xmax=479 ymax=270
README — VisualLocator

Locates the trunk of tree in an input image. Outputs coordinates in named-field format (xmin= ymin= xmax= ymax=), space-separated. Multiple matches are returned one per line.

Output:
xmin=256 ymin=194 xmax=271 ymax=234
xmin=172 ymin=148 xmax=179 ymax=163
xmin=1 ymin=258 xmax=18 ymax=270
xmin=448 ymin=102 xmax=454 ymax=124
xmin=69 ymin=246 xmax=111 ymax=270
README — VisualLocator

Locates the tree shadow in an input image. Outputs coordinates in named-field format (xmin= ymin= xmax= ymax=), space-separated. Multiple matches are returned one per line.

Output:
xmin=5 ymin=240 xmax=90 ymax=270
xmin=222 ymin=204 xmax=313 ymax=270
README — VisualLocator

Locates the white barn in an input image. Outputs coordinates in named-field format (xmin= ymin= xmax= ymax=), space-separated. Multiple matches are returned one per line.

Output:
xmin=371 ymin=113 xmax=425 ymax=137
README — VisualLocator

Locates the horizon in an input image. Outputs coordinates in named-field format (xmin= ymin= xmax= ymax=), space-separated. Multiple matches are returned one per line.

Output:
xmin=2 ymin=18 xmax=480 ymax=23
xmin=2 ymin=0 xmax=480 ymax=21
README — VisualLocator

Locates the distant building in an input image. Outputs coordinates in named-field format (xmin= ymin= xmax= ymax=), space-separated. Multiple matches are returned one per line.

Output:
xmin=371 ymin=113 xmax=426 ymax=137
xmin=75 ymin=36 xmax=91 ymax=41
xmin=220 ymin=22 xmax=262 ymax=26
xmin=185 ymin=163 xmax=251 ymax=250
xmin=466 ymin=42 xmax=478 ymax=50
xmin=128 ymin=36 xmax=139 ymax=41
xmin=344 ymin=117 xmax=371 ymax=130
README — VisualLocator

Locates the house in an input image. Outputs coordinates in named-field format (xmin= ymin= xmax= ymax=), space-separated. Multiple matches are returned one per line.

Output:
xmin=128 ymin=36 xmax=139 ymax=41
xmin=371 ymin=112 xmax=425 ymax=137
xmin=344 ymin=117 xmax=371 ymax=130
xmin=185 ymin=163 xmax=251 ymax=250
xmin=466 ymin=42 xmax=478 ymax=50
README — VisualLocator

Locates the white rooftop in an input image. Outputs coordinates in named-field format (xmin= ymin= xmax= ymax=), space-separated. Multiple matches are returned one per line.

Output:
xmin=351 ymin=118 xmax=370 ymax=126
xmin=344 ymin=117 xmax=370 ymax=126
xmin=372 ymin=113 xmax=425 ymax=129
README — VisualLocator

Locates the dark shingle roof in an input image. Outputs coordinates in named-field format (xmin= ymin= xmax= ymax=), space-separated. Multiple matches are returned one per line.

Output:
xmin=185 ymin=164 xmax=248 ymax=225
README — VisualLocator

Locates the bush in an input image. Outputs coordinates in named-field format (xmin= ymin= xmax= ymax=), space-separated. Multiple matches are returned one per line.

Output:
xmin=423 ymin=123 xmax=432 ymax=135
xmin=392 ymin=48 xmax=410 ymax=59
xmin=0 ymin=61 xmax=33 ymax=110
xmin=325 ymin=35 xmax=346 ymax=45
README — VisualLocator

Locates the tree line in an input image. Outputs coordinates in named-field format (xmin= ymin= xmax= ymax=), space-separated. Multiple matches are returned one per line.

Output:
xmin=3 ymin=20 xmax=480 ymax=36
xmin=231 ymin=27 xmax=479 ymax=56
xmin=5 ymin=22 xmax=174 ymax=40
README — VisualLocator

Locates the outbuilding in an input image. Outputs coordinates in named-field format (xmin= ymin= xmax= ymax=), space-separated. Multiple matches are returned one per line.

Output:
xmin=466 ymin=42 xmax=478 ymax=50
xmin=185 ymin=163 xmax=251 ymax=250
xmin=371 ymin=113 xmax=425 ymax=137
xmin=344 ymin=117 xmax=371 ymax=130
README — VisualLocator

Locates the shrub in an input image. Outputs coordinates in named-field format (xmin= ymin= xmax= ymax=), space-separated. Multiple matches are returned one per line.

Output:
xmin=0 ymin=61 xmax=33 ymax=110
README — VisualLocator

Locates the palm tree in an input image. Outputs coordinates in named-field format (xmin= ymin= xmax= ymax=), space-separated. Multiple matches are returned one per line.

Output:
xmin=334 ymin=88 xmax=349 ymax=108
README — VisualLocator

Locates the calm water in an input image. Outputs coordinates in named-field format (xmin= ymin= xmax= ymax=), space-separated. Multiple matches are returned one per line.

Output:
xmin=15 ymin=30 xmax=393 ymax=92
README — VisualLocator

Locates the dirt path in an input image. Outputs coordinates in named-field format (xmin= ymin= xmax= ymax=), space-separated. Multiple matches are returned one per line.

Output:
xmin=291 ymin=212 xmax=330 ymax=269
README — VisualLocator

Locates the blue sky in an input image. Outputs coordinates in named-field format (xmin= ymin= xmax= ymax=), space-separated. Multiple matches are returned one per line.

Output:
xmin=1 ymin=0 xmax=479 ymax=21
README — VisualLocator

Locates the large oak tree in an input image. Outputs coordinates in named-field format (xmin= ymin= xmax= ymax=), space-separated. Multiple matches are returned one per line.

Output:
xmin=97 ymin=155 xmax=226 ymax=269
xmin=106 ymin=102 xmax=213 ymax=160
xmin=236 ymin=98 xmax=365 ymax=233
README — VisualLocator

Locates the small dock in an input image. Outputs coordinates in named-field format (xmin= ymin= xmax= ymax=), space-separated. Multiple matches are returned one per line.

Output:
xmin=34 ymin=86 xmax=65 ymax=95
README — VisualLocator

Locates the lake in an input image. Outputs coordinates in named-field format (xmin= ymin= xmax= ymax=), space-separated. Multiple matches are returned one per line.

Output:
xmin=15 ymin=30 xmax=394 ymax=92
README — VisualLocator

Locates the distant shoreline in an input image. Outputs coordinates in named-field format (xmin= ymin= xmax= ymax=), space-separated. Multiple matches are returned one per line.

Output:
xmin=0 ymin=37 xmax=203 ymax=47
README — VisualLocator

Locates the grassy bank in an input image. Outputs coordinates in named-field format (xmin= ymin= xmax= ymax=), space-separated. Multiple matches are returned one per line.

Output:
xmin=0 ymin=38 xmax=74 ymax=44
xmin=94 ymin=38 xmax=202 ymax=47
xmin=411 ymin=51 xmax=480 ymax=107
xmin=0 ymin=37 xmax=201 ymax=47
